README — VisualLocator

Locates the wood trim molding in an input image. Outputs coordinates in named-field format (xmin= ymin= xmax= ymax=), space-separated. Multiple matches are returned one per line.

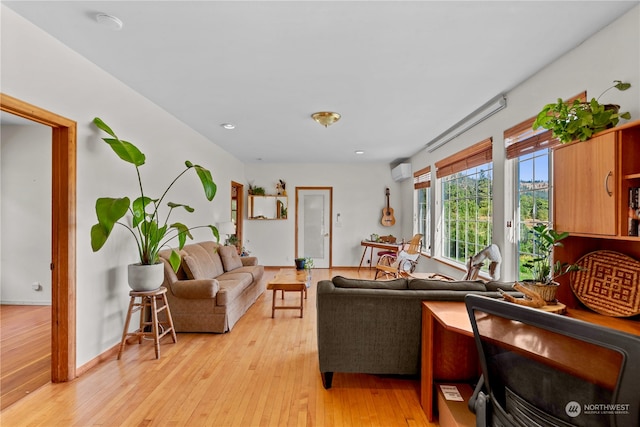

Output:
xmin=1 ymin=93 xmax=77 ymax=382
xmin=231 ymin=181 xmax=244 ymax=249
xmin=295 ymin=186 xmax=333 ymax=268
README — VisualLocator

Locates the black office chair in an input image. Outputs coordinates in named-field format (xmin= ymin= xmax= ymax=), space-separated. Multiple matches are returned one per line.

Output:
xmin=465 ymin=295 xmax=640 ymax=427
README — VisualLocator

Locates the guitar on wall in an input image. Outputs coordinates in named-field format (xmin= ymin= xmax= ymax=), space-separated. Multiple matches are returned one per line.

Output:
xmin=381 ymin=188 xmax=396 ymax=226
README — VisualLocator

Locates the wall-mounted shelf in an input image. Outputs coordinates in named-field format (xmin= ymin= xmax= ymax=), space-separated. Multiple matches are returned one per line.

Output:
xmin=248 ymin=195 xmax=288 ymax=220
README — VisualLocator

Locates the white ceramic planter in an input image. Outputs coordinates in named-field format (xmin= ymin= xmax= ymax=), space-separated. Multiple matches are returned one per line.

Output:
xmin=127 ymin=262 xmax=164 ymax=292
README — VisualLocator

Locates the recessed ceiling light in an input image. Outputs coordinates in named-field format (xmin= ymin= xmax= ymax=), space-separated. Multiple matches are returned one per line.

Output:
xmin=221 ymin=123 xmax=236 ymax=130
xmin=355 ymin=150 xmax=365 ymax=155
xmin=96 ymin=13 xmax=123 ymax=31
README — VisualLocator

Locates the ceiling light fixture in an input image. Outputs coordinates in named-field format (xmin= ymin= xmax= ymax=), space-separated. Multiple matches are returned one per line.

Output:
xmin=220 ymin=123 xmax=236 ymax=130
xmin=311 ymin=111 xmax=341 ymax=127
xmin=355 ymin=150 xmax=365 ymax=155
xmin=96 ymin=13 xmax=123 ymax=31
xmin=426 ymin=94 xmax=507 ymax=152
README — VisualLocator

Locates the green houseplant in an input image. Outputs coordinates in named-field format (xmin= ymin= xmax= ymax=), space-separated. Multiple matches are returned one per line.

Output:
xmin=304 ymin=257 xmax=314 ymax=271
xmin=532 ymin=80 xmax=631 ymax=143
xmin=520 ymin=224 xmax=581 ymax=302
xmin=90 ymin=117 xmax=219 ymax=290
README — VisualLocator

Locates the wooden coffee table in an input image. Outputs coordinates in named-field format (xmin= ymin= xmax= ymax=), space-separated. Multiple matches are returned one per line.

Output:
xmin=266 ymin=269 xmax=310 ymax=318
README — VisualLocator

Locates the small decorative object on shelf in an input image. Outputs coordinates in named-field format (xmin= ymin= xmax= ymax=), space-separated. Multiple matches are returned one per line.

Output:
xmin=248 ymin=183 xmax=266 ymax=195
xmin=629 ymin=187 xmax=640 ymax=237
xmin=276 ymin=179 xmax=287 ymax=196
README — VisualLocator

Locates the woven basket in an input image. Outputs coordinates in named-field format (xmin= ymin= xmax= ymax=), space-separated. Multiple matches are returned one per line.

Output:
xmin=519 ymin=281 xmax=559 ymax=303
xmin=570 ymin=250 xmax=640 ymax=317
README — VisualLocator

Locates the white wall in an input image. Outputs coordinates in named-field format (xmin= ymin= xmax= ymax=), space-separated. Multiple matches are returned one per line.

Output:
xmin=2 ymin=2 xmax=639 ymax=367
xmin=411 ymin=5 xmax=640 ymax=280
xmin=0 ymin=123 xmax=52 ymax=304
xmin=244 ymin=163 xmax=408 ymax=267
xmin=1 ymin=5 xmax=246 ymax=366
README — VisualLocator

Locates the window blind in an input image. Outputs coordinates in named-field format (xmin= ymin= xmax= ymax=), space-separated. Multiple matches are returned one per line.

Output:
xmin=435 ymin=137 xmax=492 ymax=178
xmin=413 ymin=166 xmax=431 ymax=189
xmin=504 ymin=91 xmax=586 ymax=159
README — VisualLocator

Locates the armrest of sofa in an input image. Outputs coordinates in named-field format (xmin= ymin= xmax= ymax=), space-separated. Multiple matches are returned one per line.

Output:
xmin=168 ymin=279 xmax=220 ymax=299
xmin=241 ymin=256 xmax=259 ymax=266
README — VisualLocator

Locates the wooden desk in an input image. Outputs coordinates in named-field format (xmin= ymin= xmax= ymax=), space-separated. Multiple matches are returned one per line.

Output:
xmin=421 ymin=302 xmax=477 ymax=422
xmin=358 ymin=240 xmax=401 ymax=270
xmin=420 ymin=301 xmax=640 ymax=422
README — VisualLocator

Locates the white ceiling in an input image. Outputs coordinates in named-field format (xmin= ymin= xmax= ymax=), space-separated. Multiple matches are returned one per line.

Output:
xmin=4 ymin=1 xmax=638 ymax=163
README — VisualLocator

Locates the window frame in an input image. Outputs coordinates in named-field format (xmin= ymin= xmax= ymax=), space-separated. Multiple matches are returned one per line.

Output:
xmin=505 ymin=92 xmax=585 ymax=280
xmin=413 ymin=166 xmax=431 ymax=256
xmin=435 ymin=138 xmax=494 ymax=269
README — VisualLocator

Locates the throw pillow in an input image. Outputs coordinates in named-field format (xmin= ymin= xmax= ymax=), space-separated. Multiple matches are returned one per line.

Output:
xmin=332 ymin=276 xmax=407 ymax=290
xmin=219 ymin=245 xmax=243 ymax=271
xmin=408 ymin=279 xmax=486 ymax=291
xmin=182 ymin=255 xmax=205 ymax=280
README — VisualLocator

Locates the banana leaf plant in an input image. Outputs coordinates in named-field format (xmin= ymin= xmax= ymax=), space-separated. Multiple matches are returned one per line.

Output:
xmin=90 ymin=117 xmax=219 ymax=272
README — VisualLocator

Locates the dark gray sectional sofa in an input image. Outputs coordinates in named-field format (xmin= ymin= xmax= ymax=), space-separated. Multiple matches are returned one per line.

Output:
xmin=316 ymin=275 xmax=521 ymax=388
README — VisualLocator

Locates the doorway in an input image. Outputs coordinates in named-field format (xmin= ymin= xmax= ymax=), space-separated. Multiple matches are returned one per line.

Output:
xmin=295 ymin=187 xmax=332 ymax=268
xmin=0 ymin=93 xmax=76 ymax=383
xmin=231 ymin=181 xmax=244 ymax=252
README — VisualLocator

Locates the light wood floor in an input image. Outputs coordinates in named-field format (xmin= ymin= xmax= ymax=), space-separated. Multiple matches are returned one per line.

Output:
xmin=1 ymin=268 xmax=435 ymax=426
xmin=0 ymin=304 xmax=51 ymax=411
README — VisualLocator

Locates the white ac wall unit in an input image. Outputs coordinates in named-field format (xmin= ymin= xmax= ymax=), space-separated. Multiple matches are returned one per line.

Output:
xmin=391 ymin=163 xmax=412 ymax=182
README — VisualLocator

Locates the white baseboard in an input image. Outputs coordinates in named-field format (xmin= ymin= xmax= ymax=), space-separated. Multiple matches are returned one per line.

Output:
xmin=0 ymin=300 xmax=52 ymax=306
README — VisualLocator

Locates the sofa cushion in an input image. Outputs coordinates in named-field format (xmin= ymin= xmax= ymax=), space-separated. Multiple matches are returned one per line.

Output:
xmin=182 ymin=255 xmax=205 ymax=280
xmin=181 ymin=243 xmax=225 ymax=279
xmin=219 ymin=245 xmax=243 ymax=271
xmin=167 ymin=279 xmax=219 ymax=299
xmin=231 ymin=265 xmax=265 ymax=282
xmin=408 ymin=279 xmax=486 ymax=291
xmin=216 ymin=272 xmax=254 ymax=305
xmin=332 ymin=276 xmax=407 ymax=290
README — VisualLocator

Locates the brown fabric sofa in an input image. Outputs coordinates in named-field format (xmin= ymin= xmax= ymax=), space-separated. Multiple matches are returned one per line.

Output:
xmin=159 ymin=241 xmax=264 ymax=333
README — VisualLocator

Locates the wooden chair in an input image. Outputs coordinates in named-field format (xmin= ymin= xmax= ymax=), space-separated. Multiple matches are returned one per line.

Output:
xmin=375 ymin=234 xmax=423 ymax=279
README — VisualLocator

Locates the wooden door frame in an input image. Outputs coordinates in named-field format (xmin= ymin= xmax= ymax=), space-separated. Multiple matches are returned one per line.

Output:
xmin=231 ymin=181 xmax=244 ymax=248
xmin=295 ymin=186 xmax=333 ymax=267
xmin=1 ymin=93 xmax=76 ymax=382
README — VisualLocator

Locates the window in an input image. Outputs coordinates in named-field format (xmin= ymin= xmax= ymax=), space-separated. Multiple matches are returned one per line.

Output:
xmin=516 ymin=150 xmax=551 ymax=280
xmin=504 ymin=92 xmax=584 ymax=280
xmin=436 ymin=138 xmax=493 ymax=267
xmin=413 ymin=167 xmax=431 ymax=255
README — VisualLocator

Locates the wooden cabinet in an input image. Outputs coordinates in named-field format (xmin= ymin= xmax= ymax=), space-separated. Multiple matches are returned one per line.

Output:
xmin=552 ymin=120 xmax=640 ymax=308
xmin=553 ymin=120 xmax=640 ymax=239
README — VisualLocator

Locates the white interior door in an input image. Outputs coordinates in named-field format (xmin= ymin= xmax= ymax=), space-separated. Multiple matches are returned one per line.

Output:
xmin=296 ymin=188 xmax=332 ymax=268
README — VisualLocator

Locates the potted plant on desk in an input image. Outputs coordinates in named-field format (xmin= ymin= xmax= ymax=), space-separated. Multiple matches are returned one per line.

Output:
xmin=519 ymin=224 xmax=582 ymax=304
xmin=90 ymin=117 xmax=219 ymax=291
